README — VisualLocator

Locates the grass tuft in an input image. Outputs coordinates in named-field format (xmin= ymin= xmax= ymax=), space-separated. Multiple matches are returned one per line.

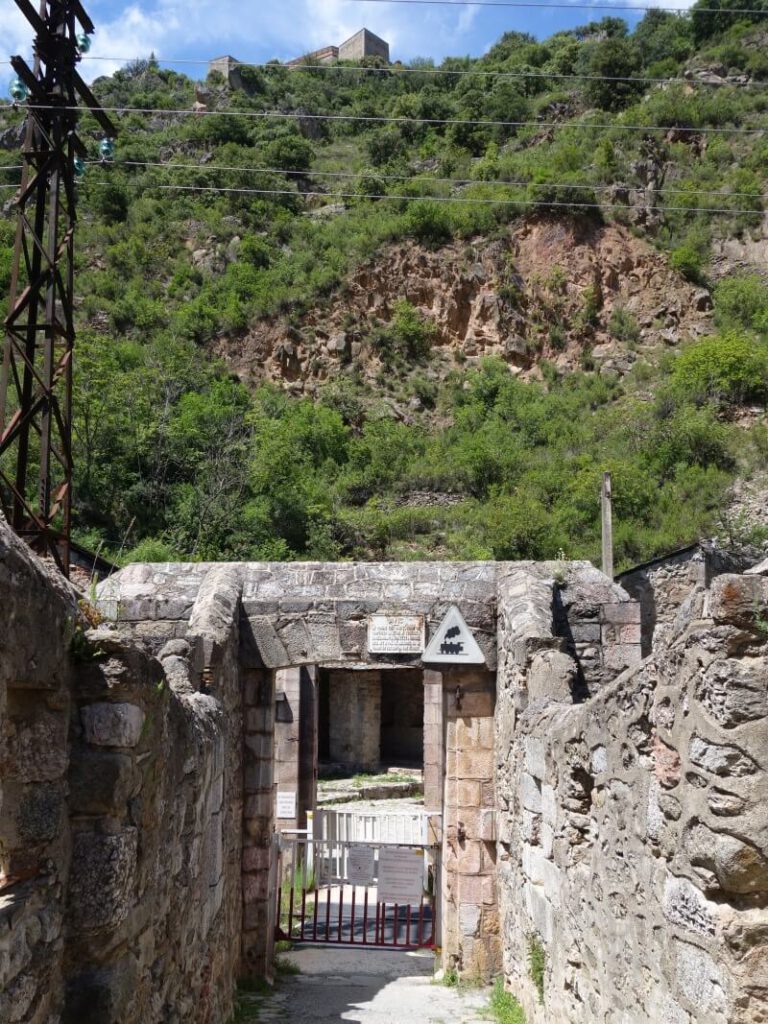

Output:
xmin=488 ymin=977 xmax=527 ymax=1024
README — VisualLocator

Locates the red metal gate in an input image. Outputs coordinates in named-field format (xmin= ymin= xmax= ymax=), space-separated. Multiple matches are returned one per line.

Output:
xmin=275 ymin=835 xmax=439 ymax=949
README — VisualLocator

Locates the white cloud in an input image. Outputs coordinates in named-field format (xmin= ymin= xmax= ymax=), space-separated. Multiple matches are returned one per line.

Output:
xmin=1 ymin=0 xmax=494 ymax=91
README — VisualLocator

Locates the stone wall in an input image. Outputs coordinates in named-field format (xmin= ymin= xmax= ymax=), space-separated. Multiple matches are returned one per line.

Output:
xmin=496 ymin=565 xmax=768 ymax=1023
xmin=327 ymin=669 xmax=381 ymax=771
xmin=0 ymin=520 xmax=243 ymax=1024
xmin=338 ymin=28 xmax=390 ymax=62
xmin=617 ymin=541 xmax=763 ymax=655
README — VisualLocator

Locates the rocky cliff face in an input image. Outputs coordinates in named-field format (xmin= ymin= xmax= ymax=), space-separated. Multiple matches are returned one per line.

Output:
xmin=214 ymin=217 xmax=713 ymax=395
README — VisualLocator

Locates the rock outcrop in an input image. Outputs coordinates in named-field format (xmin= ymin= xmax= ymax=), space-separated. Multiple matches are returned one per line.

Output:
xmin=214 ymin=218 xmax=713 ymax=394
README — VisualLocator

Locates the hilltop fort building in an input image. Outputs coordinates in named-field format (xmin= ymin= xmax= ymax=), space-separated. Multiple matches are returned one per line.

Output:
xmin=209 ymin=28 xmax=390 ymax=88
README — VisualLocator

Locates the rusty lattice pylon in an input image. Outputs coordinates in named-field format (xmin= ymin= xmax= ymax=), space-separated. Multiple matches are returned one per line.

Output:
xmin=0 ymin=0 xmax=116 ymax=575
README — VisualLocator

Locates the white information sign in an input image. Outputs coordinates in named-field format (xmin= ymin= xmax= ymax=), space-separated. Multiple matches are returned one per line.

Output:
xmin=377 ymin=847 xmax=424 ymax=905
xmin=368 ymin=614 xmax=425 ymax=654
xmin=423 ymin=605 xmax=486 ymax=665
xmin=276 ymin=791 xmax=296 ymax=819
xmin=347 ymin=845 xmax=376 ymax=886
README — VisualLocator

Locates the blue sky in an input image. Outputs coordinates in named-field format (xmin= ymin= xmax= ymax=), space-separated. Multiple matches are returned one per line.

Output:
xmin=1 ymin=0 xmax=692 ymax=88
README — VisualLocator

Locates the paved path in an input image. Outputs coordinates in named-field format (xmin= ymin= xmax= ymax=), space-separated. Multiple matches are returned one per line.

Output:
xmin=253 ymin=947 xmax=490 ymax=1024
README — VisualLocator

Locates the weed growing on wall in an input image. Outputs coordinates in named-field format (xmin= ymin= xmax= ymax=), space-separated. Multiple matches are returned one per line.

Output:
xmin=488 ymin=977 xmax=527 ymax=1024
xmin=527 ymin=934 xmax=546 ymax=1004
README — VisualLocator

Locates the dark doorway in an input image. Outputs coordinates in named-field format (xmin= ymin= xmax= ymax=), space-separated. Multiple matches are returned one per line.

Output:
xmin=380 ymin=669 xmax=424 ymax=768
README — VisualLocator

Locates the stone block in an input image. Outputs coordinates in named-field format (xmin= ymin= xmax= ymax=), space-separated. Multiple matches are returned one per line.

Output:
xmin=653 ymin=735 xmax=682 ymax=789
xmin=527 ymin=650 xmax=575 ymax=703
xmin=457 ymin=691 xmax=494 ymax=717
xmin=591 ymin=745 xmax=608 ymax=775
xmin=81 ymin=703 xmax=145 ymax=748
xmin=687 ymin=822 xmax=768 ymax=895
xmin=242 ymin=846 xmax=268 ymax=873
xmin=243 ymin=872 xmax=269 ymax=904
xmin=603 ymin=644 xmax=642 ymax=673
xmin=457 ymin=781 xmax=481 ymax=807
xmin=689 ymin=736 xmax=757 ymax=778
xmin=696 ymin=658 xmax=768 ymax=728
xmin=479 ymin=809 xmax=497 ymax=842
xmin=339 ymin=621 xmax=365 ymax=655
xmin=601 ymin=603 xmax=641 ymax=625
xmin=708 ymin=574 xmax=768 ymax=631
xmin=276 ymin=620 xmax=314 ymax=664
xmin=460 ymin=748 xmax=494 ymax=781
xmin=459 ymin=875 xmax=483 ymax=905
xmin=477 ymin=718 xmax=495 ymax=749
xmin=16 ymin=783 xmax=63 ymax=843
xmin=540 ymin=821 xmax=554 ymax=858
xmin=525 ymin=737 xmax=547 ymax=780
xmin=455 ymin=841 xmax=483 ymax=875
xmin=524 ymin=881 xmax=554 ymax=943
xmin=663 ymin=876 xmax=716 ymax=937
xmin=459 ymin=903 xmax=481 ymax=937
xmin=675 ymin=941 xmax=727 ymax=1016
xmin=64 ymin=957 xmax=138 ymax=1024
xmin=68 ymin=829 xmax=138 ymax=930
xmin=69 ymin=752 xmax=137 ymax=815
xmin=8 ymin=712 xmax=68 ymax=782
xmin=619 ymin=623 xmax=642 ymax=644
xmin=521 ymin=773 xmax=542 ymax=814
xmin=541 ymin=784 xmax=557 ymax=825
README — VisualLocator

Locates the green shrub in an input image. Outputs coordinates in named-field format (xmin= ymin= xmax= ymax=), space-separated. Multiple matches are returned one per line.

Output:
xmin=714 ymin=274 xmax=768 ymax=333
xmin=405 ymin=201 xmax=454 ymax=246
xmin=373 ymin=300 xmax=437 ymax=364
xmin=670 ymin=333 xmax=768 ymax=407
xmin=670 ymin=245 xmax=705 ymax=284
xmin=609 ymin=306 xmax=641 ymax=344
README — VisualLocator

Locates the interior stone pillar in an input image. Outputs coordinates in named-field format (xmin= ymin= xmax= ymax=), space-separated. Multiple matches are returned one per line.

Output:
xmin=328 ymin=669 xmax=381 ymax=771
xmin=241 ymin=668 xmax=276 ymax=979
xmin=423 ymin=670 xmax=445 ymax=811
xmin=297 ymin=666 xmax=317 ymax=829
xmin=274 ymin=667 xmax=301 ymax=831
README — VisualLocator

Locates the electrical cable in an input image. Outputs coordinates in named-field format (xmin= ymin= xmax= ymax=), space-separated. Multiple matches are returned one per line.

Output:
xmin=75 ymin=177 xmax=765 ymax=214
xmin=52 ymin=54 xmax=768 ymax=89
xmin=1 ymin=101 xmax=765 ymax=135
xmin=3 ymin=157 xmax=766 ymax=201
xmin=349 ymin=0 xmax=768 ymax=12
xmin=91 ymin=159 xmax=768 ymax=200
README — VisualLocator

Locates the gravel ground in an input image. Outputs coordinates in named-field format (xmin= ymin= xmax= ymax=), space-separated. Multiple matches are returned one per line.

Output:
xmin=252 ymin=948 xmax=490 ymax=1024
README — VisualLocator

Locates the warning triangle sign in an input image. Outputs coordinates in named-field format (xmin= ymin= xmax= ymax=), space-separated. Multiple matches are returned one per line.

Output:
xmin=423 ymin=605 xmax=486 ymax=665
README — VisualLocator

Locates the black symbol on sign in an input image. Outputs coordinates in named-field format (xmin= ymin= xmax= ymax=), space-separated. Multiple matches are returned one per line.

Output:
xmin=445 ymin=626 xmax=461 ymax=639
xmin=440 ymin=640 xmax=465 ymax=655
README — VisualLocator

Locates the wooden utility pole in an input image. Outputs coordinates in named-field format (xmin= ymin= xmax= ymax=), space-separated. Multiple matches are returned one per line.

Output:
xmin=601 ymin=471 xmax=613 ymax=579
xmin=0 ymin=0 xmax=117 ymax=575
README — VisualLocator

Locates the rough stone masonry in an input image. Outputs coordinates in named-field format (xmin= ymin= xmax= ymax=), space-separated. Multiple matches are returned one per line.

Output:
xmin=1 ymin=513 xmax=766 ymax=1023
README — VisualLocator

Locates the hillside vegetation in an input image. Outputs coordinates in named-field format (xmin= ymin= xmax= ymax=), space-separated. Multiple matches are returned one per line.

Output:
xmin=1 ymin=1 xmax=768 ymax=568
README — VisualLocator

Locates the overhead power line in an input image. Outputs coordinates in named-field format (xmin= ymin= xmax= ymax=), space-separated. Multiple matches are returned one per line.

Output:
xmin=58 ymin=54 xmax=768 ymax=89
xmin=1 ymin=101 xmax=765 ymax=136
xmin=2 ymin=158 xmax=766 ymax=201
xmin=77 ymin=159 xmax=768 ymax=201
xmin=76 ymin=177 xmax=763 ymax=215
xmin=351 ymin=0 xmax=768 ymax=11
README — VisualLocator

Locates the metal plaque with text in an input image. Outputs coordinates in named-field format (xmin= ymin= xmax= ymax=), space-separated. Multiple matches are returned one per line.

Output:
xmin=367 ymin=614 xmax=425 ymax=654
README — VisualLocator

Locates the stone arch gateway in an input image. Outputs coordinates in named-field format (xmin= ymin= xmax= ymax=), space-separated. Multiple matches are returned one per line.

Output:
xmin=3 ymin=520 xmax=765 ymax=1024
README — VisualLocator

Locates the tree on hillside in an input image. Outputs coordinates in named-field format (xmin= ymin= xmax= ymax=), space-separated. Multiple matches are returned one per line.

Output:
xmin=582 ymin=37 xmax=644 ymax=110
xmin=691 ymin=0 xmax=768 ymax=44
